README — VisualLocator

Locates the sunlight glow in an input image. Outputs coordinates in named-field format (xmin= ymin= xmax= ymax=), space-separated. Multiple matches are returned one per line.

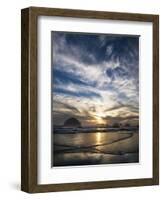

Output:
xmin=96 ymin=132 xmax=102 ymax=144
xmin=95 ymin=115 xmax=105 ymax=125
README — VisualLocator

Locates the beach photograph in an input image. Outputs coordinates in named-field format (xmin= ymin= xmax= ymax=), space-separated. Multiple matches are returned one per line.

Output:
xmin=52 ymin=31 xmax=139 ymax=167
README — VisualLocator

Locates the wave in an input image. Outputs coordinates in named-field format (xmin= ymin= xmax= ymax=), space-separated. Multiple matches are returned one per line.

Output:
xmin=53 ymin=133 xmax=135 ymax=155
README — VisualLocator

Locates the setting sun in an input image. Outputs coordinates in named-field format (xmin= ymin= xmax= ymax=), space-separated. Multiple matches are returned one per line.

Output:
xmin=95 ymin=115 xmax=105 ymax=125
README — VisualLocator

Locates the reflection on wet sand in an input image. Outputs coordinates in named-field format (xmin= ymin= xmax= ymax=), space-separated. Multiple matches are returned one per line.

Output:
xmin=53 ymin=131 xmax=139 ymax=167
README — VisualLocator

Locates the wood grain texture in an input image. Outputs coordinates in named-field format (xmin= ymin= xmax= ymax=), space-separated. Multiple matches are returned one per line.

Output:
xmin=152 ymin=15 xmax=159 ymax=185
xmin=21 ymin=7 xmax=38 ymax=193
xmin=28 ymin=6 xmax=157 ymax=21
xmin=21 ymin=7 xmax=159 ymax=193
xmin=21 ymin=8 xmax=30 ymax=192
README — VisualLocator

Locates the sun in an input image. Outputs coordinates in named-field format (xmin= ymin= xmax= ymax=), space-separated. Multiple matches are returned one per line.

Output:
xmin=95 ymin=115 xmax=105 ymax=125
xmin=91 ymin=108 xmax=107 ymax=125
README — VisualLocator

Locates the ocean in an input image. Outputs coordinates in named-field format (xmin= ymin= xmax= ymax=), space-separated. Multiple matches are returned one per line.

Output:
xmin=53 ymin=128 xmax=139 ymax=167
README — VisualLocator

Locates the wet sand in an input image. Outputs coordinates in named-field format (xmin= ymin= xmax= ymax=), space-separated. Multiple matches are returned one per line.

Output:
xmin=53 ymin=130 xmax=139 ymax=167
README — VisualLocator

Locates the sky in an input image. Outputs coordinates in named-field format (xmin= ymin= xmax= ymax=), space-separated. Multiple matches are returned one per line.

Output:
xmin=52 ymin=32 xmax=139 ymax=127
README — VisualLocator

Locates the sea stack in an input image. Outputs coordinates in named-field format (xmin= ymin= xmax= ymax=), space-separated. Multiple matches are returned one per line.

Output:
xmin=64 ymin=117 xmax=81 ymax=128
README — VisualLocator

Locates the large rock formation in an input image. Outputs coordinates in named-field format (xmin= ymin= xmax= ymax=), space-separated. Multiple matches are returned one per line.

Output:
xmin=64 ymin=117 xmax=81 ymax=128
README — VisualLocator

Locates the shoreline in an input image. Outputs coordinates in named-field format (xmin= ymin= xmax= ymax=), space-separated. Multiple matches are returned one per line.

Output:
xmin=53 ymin=127 xmax=139 ymax=134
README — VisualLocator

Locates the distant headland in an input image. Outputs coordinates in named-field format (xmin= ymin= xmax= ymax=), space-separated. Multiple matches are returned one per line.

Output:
xmin=64 ymin=117 xmax=81 ymax=128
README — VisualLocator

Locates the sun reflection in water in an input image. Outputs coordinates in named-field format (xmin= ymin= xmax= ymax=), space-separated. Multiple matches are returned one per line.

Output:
xmin=96 ymin=132 xmax=102 ymax=144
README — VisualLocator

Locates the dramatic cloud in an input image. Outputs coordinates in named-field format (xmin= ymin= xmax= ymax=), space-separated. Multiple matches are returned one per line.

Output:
xmin=52 ymin=32 xmax=139 ymax=126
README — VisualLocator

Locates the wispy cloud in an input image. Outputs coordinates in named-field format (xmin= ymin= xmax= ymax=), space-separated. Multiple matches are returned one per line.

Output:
xmin=52 ymin=32 xmax=139 ymax=126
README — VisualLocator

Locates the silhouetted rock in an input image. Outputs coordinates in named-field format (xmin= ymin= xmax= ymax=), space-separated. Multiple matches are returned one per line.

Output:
xmin=64 ymin=117 xmax=81 ymax=128
xmin=112 ymin=123 xmax=120 ymax=128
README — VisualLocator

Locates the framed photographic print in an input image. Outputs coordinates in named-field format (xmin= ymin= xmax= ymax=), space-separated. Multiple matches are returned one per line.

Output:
xmin=21 ymin=7 xmax=159 ymax=193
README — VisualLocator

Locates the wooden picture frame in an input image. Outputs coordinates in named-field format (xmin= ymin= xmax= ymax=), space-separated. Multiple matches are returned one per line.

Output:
xmin=21 ymin=7 xmax=159 ymax=193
